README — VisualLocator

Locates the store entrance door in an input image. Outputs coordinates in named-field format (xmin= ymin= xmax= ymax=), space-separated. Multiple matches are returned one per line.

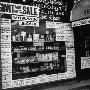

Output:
xmin=73 ymin=24 xmax=90 ymax=81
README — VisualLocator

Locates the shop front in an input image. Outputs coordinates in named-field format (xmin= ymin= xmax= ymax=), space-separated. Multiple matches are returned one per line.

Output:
xmin=0 ymin=1 xmax=75 ymax=90
xmin=71 ymin=0 xmax=90 ymax=81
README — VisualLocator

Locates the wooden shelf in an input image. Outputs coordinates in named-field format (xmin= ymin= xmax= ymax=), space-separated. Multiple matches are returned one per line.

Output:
xmin=13 ymin=60 xmax=59 ymax=65
xmin=13 ymin=48 xmax=65 ymax=53
xmin=13 ymin=68 xmax=59 ymax=75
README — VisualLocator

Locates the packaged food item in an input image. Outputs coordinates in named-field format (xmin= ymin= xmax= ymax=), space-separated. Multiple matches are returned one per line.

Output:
xmin=27 ymin=34 xmax=32 ymax=42
xmin=44 ymin=53 xmax=47 ymax=62
xmin=33 ymin=34 xmax=39 ymax=41
xmin=52 ymin=52 xmax=58 ymax=61
xmin=23 ymin=66 xmax=29 ymax=72
xmin=45 ymin=31 xmax=50 ymax=41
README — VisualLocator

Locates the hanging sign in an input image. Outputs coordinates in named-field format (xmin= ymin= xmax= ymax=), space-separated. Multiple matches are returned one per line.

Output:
xmin=0 ymin=2 xmax=39 ymax=17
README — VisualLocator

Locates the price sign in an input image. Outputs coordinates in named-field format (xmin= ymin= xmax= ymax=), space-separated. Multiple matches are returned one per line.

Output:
xmin=56 ymin=29 xmax=65 ymax=41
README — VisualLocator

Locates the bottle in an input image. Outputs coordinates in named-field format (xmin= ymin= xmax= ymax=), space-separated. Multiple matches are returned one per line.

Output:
xmin=86 ymin=50 xmax=89 ymax=57
xmin=12 ymin=35 xmax=16 ymax=42
xmin=45 ymin=31 xmax=50 ymax=41
xmin=21 ymin=31 xmax=26 ymax=42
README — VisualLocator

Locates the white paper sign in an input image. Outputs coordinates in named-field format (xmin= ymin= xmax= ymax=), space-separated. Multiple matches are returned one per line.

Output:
xmin=56 ymin=29 xmax=65 ymax=41
xmin=81 ymin=57 xmax=90 ymax=69
xmin=66 ymin=48 xmax=75 ymax=61
xmin=46 ymin=21 xmax=70 ymax=29
xmin=1 ymin=18 xmax=12 ymax=89
xmin=19 ymin=20 xmax=39 ymax=27
xmin=72 ymin=18 xmax=90 ymax=27
xmin=46 ymin=21 xmax=62 ymax=28
xmin=0 ymin=2 xmax=39 ymax=17
xmin=2 ymin=81 xmax=12 ymax=89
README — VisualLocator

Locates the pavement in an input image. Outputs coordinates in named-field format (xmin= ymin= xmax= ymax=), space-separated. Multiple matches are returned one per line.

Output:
xmin=25 ymin=79 xmax=90 ymax=90
xmin=4 ymin=79 xmax=90 ymax=90
xmin=42 ymin=79 xmax=90 ymax=90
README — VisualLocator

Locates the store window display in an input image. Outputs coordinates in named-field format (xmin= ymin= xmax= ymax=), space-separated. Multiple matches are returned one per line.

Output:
xmin=0 ymin=1 xmax=75 ymax=89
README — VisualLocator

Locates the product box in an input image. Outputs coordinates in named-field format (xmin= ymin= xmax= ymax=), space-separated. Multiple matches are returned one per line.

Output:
xmin=52 ymin=52 xmax=58 ymax=61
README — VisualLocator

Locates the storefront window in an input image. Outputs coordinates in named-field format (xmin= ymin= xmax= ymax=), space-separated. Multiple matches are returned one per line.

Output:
xmin=0 ymin=1 xmax=75 ymax=89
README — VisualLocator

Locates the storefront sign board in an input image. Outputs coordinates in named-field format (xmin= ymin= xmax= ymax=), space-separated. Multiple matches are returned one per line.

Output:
xmin=0 ymin=2 xmax=39 ymax=17
xmin=72 ymin=18 xmax=90 ymax=27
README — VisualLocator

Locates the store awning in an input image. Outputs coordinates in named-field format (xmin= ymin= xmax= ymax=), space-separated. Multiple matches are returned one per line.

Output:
xmin=70 ymin=0 xmax=90 ymax=21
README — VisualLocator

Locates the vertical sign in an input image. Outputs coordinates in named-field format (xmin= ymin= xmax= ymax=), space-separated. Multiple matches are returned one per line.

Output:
xmin=1 ymin=18 xmax=12 ymax=89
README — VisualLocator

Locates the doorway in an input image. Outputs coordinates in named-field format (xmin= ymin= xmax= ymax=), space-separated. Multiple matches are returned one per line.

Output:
xmin=73 ymin=24 xmax=90 ymax=80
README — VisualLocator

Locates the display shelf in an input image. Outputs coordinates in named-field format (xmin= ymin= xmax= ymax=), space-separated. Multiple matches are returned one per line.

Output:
xmin=13 ymin=60 xmax=59 ymax=65
xmin=11 ymin=41 xmax=33 ymax=46
xmin=13 ymin=68 xmax=59 ymax=75
xmin=13 ymin=49 xmax=65 ymax=53
xmin=11 ymin=41 xmax=55 ymax=43
xmin=12 ymin=38 xmax=66 ymax=80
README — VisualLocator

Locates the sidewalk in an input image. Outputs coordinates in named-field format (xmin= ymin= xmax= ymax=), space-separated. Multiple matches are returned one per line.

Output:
xmin=4 ymin=79 xmax=90 ymax=90
xmin=42 ymin=79 xmax=90 ymax=90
